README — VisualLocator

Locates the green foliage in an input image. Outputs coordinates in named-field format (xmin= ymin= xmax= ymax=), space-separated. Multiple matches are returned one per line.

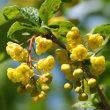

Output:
xmin=19 ymin=7 xmax=40 ymax=26
xmin=3 ymin=6 xmax=40 ymax=26
xmin=39 ymin=0 xmax=62 ymax=25
xmin=92 ymin=24 xmax=110 ymax=38
xmin=72 ymin=101 xmax=95 ymax=108
xmin=49 ymin=21 xmax=73 ymax=34
xmin=3 ymin=6 xmax=20 ymax=20
xmin=8 ymin=21 xmax=39 ymax=42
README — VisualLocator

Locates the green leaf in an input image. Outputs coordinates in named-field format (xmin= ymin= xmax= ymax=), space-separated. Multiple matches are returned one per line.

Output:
xmin=3 ymin=6 xmax=40 ymax=26
xmin=39 ymin=0 xmax=62 ymax=25
xmin=8 ymin=21 xmax=39 ymax=42
xmin=72 ymin=101 xmax=95 ymax=108
xmin=3 ymin=6 xmax=20 ymax=20
xmin=19 ymin=7 xmax=40 ymax=26
xmin=92 ymin=24 xmax=110 ymax=38
xmin=49 ymin=21 xmax=73 ymax=34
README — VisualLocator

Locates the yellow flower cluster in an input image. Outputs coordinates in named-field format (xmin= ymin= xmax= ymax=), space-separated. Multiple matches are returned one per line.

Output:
xmin=6 ymin=42 xmax=28 ymax=62
xmin=90 ymin=56 xmax=105 ymax=76
xmin=7 ymin=63 xmax=34 ymax=85
xmin=70 ymin=45 xmax=89 ymax=61
xmin=56 ymin=49 xmax=69 ymax=64
xmin=66 ymin=27 xmax=82 ymax=52
xmin=35 ymin=55 xmax=55 ymax=73
xmin=35 ymin=36 xmax=52 ymax=55
xmin=87 ymin=33 xmax=103 ymax=50
xmin=56 ymin=26 xmax=105 ymax=101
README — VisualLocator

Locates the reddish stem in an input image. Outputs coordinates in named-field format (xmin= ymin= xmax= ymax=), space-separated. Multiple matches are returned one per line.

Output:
xmin=28 ymin=34 xmax=36 ymax=69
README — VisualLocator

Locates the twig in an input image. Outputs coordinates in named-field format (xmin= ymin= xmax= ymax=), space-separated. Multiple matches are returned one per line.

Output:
xmin=97 ymin=85 xmax=110 ymax=110
xmin=28 ymin=34 xmax=36 ymax=69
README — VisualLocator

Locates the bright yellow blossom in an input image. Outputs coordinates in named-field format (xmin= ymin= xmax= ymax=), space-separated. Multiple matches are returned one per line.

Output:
xmin=90 ymin=56 xmax=105 ymax=76
xmin=35 ymin=36 xmax=52 ymax=55
xmin=56 ymin=49 xmax=69 ymax=64
xmin=66 ymin=27 xmax=82 ymax=51
xmin=35 ymin=59 xmax=45 ymax=72
xmin=43 ymin=56 xmax=55 ymax=73
xmin=7 ymin=63 xmax=34 ymax=85
xmin=87 ymin=33 xmax=103 ymax=50
xmin=6 ymin=42 xmax=28 ymax=62
xmin=35 ymin=56 xmax=55 ymax=72
xmin=70 ymin=45 xmax=89 ymax=61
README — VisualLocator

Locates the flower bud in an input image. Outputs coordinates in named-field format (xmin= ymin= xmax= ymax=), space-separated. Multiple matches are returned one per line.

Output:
xmin=41 ymin=84 xmax=50 ymax=92
xmin=61 ymin=64 xmax=71 ymax=74
xmin=75 ymin=87 xmax=82 ymax=94
xmin=73 ymin=68 xmax=83 ymax=80
xmin=78 ymin=93 xmax=88 ymax=101
xmin=88 ymin=78 xmax=97 ymax=87
xmin=38 ymin=91 xmax=47 ymax=101
xmin=25 ymin=84 xmax=32 ymax=93
xmin=64 ymin=83 xmax=73 ymax=91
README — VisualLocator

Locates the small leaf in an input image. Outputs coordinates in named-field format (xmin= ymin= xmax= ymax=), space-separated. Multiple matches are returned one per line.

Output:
xmin=39 ymin=0 xmax=62 ymax=25
xmin=19 ymin=7 xmax=40 ymax=26
xmin=3 ymin=6 xmax=40 ymax=26
xmin=3 ymin=6 xmax=20 ymax=20
xmin=72 ymin=101 xmax=96 ymax=108
xmin=49 ymin=21 xmax=74 ymax=34
xmin=8 ymin=21 xmax=39 ymax=42
xmin=92 ymin=24 xmax=110 ymax=38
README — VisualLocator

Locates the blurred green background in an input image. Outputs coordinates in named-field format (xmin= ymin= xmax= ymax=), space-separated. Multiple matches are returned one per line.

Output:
xmin=0 ymin=0 xmax=110 ymax=110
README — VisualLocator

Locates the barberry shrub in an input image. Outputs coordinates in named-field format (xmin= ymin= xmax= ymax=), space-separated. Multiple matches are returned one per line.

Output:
xmin=2 ymin=0 xmax=110 ymax=109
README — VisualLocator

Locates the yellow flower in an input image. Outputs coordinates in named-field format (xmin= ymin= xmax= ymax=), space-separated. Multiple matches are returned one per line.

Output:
xmin=43 ymin=55 xmax=55 ymax=73
xmin=35 ymin=56 xmax=55 ymax=73
xmin=66 ymin=27 xmax=82 ymax=51
xmin=7 ymin=63 xmax=34 ymax=84
xmin=35 ymin=36 xmax=52 ymax=55
xmin=87 ymin=33 xmax=103 ymax=50
xmin=35 ymin=59 xmax=45 ymax=72
xmin=90 ymin=56 xmax=105 ymax=76
xmin=70 ymin=45 xmax=88 ymax=61
xmin=56 ymin=49 xmax=69 ymax=64
xmin=16 ymin=63 xmax=34 ymax=84
xmin=6 ymin=42 xmax=28 ymax=62
xmin=7 ymin=68 xmax=18 ymax=83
